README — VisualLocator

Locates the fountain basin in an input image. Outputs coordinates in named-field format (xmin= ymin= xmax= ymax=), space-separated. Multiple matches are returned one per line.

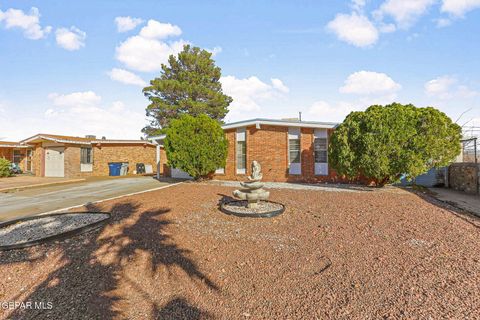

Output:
xmin=220 ymin=200 xmax=285 ymax=218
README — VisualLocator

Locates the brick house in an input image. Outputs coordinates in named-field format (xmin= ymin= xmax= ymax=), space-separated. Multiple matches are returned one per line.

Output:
xmin=0 ymin=141 xmax=33 ymax=172
xmin=149 ymin=118 xmax=345 ymax=183
xmin=12 ymin=134 xmax=157 ymax=178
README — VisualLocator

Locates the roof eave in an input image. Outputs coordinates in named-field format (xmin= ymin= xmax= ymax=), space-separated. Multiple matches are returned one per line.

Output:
xmin=222 ymin=118 xmax=338 ymax=130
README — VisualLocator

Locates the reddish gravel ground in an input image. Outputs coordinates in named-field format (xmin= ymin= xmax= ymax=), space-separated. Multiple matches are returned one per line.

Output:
xmin=0 ymin=182 xmax=479 ymax=319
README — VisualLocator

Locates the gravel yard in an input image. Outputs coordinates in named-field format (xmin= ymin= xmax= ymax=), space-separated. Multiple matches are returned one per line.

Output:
xmin=0 ymin=213 xmax=110 ymax=248
xmin=0 ymin=182 xmax=479 ymax=319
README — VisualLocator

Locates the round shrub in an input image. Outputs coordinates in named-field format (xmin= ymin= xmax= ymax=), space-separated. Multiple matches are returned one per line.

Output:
xmin=164 ymin=114 xmax=228 ymax=180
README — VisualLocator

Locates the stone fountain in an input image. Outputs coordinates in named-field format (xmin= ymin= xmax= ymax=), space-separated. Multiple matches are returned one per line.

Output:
xmin=220 ymin=161 xmax=285 ymax=218
xmin=233 ymin=161 xmax=270 ymax=208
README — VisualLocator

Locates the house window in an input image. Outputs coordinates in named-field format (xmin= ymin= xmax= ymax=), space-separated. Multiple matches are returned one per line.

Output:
xmin=314 ymin=129 xmax=328 ymax=176
xmin=13 ymin=150 xmax=22 ymax=165
xmin=289 ymin=139 xmax=300 ymax=163
xmin=236 ymin=128 xmax=246 ymax=174
xmin=80 ymin=147 xmax=93 ymax=164
xmin=288 ymin=128 xmax=301 ymax=175
xmin=314 ymin=138 xmax=327 ymax=163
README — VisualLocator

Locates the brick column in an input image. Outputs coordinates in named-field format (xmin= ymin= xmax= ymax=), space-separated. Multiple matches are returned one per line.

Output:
xmin=301 ymin=128 xmax=314 ymax=180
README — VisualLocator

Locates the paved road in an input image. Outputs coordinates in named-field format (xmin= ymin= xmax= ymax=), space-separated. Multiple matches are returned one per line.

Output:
xmin=0 ymin=177 xmax=173 ymax=221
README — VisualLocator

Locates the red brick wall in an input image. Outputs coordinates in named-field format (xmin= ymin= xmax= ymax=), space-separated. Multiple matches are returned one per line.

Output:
xmin=91 ymin=143 xmax=156 ymax=177
xmin=209 ymin=125 xmax=347 ymax=183
xmin=0 ymin=147 xmax=29 ymax=171
xmin=31 ymin=143 xmax=156 ymax=178
xmin=32 ymin=144 xmax=44 ymax=177
xmin=160 ymin=147 xmax=170 ymax=176
xmin=0 ymin=148 xmax=13 ymax=163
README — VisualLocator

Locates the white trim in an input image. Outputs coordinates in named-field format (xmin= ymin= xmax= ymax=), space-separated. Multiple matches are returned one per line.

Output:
xmin=22 ymin=135 xmax=91 ymax=145
xmin=0 ymin=144 xmax=30 ymax=148
xmin=222 ymin=118 xmax=338 ymax=130
xmin=314 ymin=129 xmax=328 ymax=176
xmin=288 ymin=127 xmax=301 ymax=175
xmin=148 ymin=134 xmax=166 ymax=142
xmin=156 ymin=144 xmax=161 ymax=180
xmin=236 ymin=128 xmax=247 ymax=174
xmin=21 ymin=134 xmax=154 ymax=146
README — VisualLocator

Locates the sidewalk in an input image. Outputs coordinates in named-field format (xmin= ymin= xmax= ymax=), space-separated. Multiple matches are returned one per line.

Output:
xmin=429 ymin=187 xmax=480 ymax=217
xmin=0 ymin=176 xmax=85 ymax=193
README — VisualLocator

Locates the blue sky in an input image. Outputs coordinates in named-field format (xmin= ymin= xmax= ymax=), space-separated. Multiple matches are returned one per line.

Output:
xmin=1 ymin=0 xmax=479 ymax=141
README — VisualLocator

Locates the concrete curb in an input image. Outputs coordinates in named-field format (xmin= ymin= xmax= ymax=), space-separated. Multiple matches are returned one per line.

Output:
xmin=38 ymin=181 xmax=184 ymax=216
xmin=0 ymin=178 xmax=86 ymax=193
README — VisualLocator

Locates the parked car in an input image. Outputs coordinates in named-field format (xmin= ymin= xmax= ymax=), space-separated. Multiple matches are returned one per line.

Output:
xmin=10 ymin=163 xmax=22 ymax=175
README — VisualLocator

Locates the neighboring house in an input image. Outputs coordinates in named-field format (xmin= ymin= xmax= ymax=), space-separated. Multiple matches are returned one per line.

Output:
xmin=0 ymin=141 xmax=32 ymax=172
xmin=149 ymin=118 xmax=346 ymax=183
xmin=14 ymin=134 xmax=157 ymax=178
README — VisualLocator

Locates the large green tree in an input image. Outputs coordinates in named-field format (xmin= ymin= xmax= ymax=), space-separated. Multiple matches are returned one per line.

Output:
xmin=142 ymin=45 xmax=232 ymax=135
xmin=329 ymin=103 xmax=461 ymax=186
xmin=164 ymin=114 xmax=228 ymax=180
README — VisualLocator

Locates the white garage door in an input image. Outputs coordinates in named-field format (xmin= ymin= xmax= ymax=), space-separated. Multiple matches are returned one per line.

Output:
xmin=171 ymin=168 xmax=192 ymax=179
xmin=45 ymin=147 xmax=65 ymax=177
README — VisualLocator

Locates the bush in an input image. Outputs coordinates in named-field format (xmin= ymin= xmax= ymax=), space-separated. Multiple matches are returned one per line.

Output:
xmin=164 ymin=114 xmax=228 ymax=180
xmin=329 ymin=103 xmax=462 ymax=186
xmin=0 ymin=158 xmax=12 ymax=177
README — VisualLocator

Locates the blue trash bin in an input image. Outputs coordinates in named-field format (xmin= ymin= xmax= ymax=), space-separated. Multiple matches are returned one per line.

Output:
xmin=108 ymin=163 xmax=122 ymax=176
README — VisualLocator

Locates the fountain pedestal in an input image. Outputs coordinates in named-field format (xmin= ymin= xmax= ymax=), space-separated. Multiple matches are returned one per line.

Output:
xmin=233 ymin=181 xmax=270 ymax=208
xmin=220 ymin=160 xmax=285 ymax=218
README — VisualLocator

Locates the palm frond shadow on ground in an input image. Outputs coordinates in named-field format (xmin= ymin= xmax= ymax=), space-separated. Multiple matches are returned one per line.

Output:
xmin=2 ymin=201 xmax=217 ymax=320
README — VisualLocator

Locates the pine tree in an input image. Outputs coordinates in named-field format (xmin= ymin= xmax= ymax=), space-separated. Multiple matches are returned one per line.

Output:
xmin=142 ymin=45 xmax=232 ymax=135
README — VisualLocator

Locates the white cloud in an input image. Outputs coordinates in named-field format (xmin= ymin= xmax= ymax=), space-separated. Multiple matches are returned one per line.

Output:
xmin=139 ymin=20 xmax=182 ymax=39
xmin=351 ymin=0 xmax=367 ymax=11
xmin=108 ymin=68 xmax=147 ymax=87
xmin=425 ymin=75 xmax=478 ymax=99
xmin=271 ymin=78 xmax=290 ymax=93
xmin=48 ymin=91 xmax=101 ymax=107
xmin=221 ymin=76 xmax=289 ymax=119
xmin=441 ymin=0 xmax=480 ymax=17
xmin=0 ymin=92 xmax=146 ymax=140
xmin=116 ymin=35 xmax=187 ymax=72
xmin=340 ymin=71 xmax=401 ymax=95
xmin=307 ymin=100 xmax=359 ymax=122
xmin=206 ymin=46 xmax=222 ymax=56
xmin=436 ymin=18 xmax=453 ymax=27
xmin=115 ymin=19 xmax=186 ymax=72
xmin=379 ymin=22 xmax=396 ymax=33
xmin=115 ymin=19 xmax=221 ymax=72
xmin=55 ymin=26 xmax=86 ymax=51
xmin=327 ymin=12 xmax=379 ymax=47
xmin=0 ymin=7 xmax=51 ymax=40
xmin=374 ymin=0 xmax=436 ymax=29
xmin=114 ymin=16 xmax=144 ymax=32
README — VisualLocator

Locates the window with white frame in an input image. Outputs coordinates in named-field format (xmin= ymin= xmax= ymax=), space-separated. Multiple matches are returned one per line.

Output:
xmin=289 ymin=139 xmax=300 ymax=163
xmin=13 ymin=150 xmax=22 ymax=165
xmin=288 ymin=128 xmax=301 ymax=174
xmin=80 ymin=147 xmax=93 ymax=164
xmin=314 ymin=138 xmax=327 ymax=163
xmin=236 ymin=128 xmax=246 ymax=174
xmin=314 ymin=129 xmax=328 ymax=175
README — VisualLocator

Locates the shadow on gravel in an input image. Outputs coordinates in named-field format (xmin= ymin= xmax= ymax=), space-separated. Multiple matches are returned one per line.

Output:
xmin=153 ymin=297 xmax=212 ymax=320
xmin=1 ymin=200 xmax=217 ymax=320
xmin=405 ymin=188 xmax=480 ymax=229
xmin=217 ymin=193 xmax=236 ymax=207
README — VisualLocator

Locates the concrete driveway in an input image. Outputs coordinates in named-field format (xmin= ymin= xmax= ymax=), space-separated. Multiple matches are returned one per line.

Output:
xmin=0 ymin=177 xmax=176 ymax=221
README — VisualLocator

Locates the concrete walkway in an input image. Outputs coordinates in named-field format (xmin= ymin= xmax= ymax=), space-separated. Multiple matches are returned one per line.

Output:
xmin=0 ymin=177 xmax=174 ymax=221
xmin=0 ymin=175 xmax=85 ymax=192
xmin=430 ymin=187 xmax=480 ymax=217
